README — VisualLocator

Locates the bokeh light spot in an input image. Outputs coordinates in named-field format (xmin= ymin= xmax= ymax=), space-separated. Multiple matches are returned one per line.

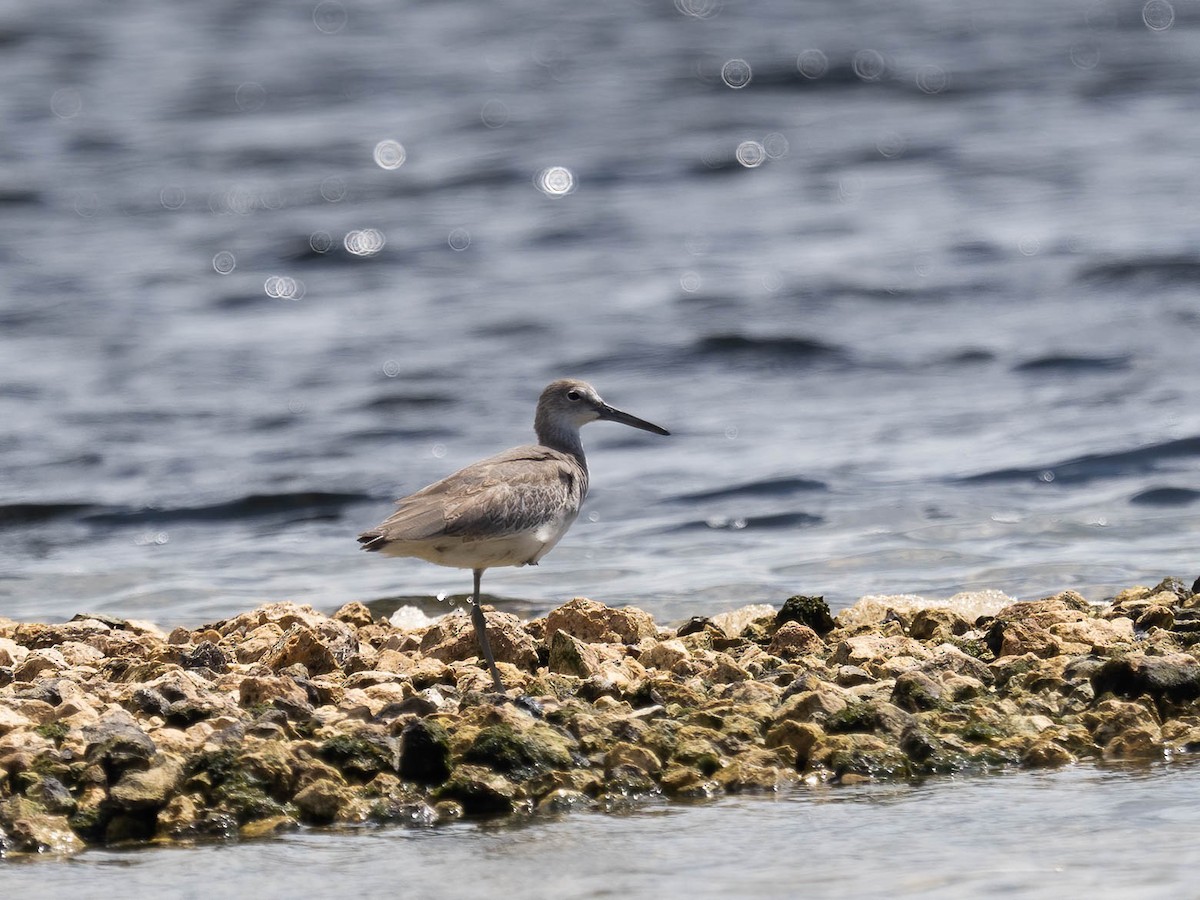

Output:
xmin=1070 ymin=43 xmax=1100 ymax=70
xmin=447 ymin=227 xmax=471 ymax=251
xmin=1143 ymin=0 xmax=1175 ymax=30
xmin=680 ymin=271 xmax=702 ymax=292
xmin=796 ymin=49 xmax=829 ymax=79
xmin=265 ymin=275 xmax=306 ymax=299
xmin=212 ymin=251 xmax=237 ymax=274
xmin=721 ymin=58 xmax=752 ymax=89
xmin=876 ymin=132 xmax=906 ymax=159
xmin=73 ymin=191 xmax=100 ymax=217
xmin=313 ymin=0 xmax=347 ymax=34
xmin=763 ymin=133 xmax=789 ymax=159
xmin=50 ymin=88 xmax=83 ymax=119
xmin=160 ymin=185 xmax=186 ymax=210
xmin=373 ymin=139 xmax=407 ymax=170
xmin=320 ymin=176 xmax=347 ymax=202
xmin=852 ymin=49 xmax=887 ymax=82
xmin=915 ymin=65 xmax=948 ymax=94
xmin=235 ymin=82 xmax=266 ymax=112
xmin=480 ymin=100 xmax=510 ymax=128
xmin=736 ymin=140 xmax=766 ymax=167
xmin=535 ymin=166 xmax=576 ymax=197
xmin=344 ymin=228 xmax=386 ymax=256
xmin=309 ymin=231 xmax=333 ymax=253
xmin=674 ymin=0 xmax=721 ymax=18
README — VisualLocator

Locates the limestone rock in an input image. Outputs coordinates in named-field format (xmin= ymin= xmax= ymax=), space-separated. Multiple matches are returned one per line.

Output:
xmin=421 ymin=607 xmax=538 ymax=671
xmin=545 ymin=598 xmax=657 ymax=644
xmin=768 ymin=622 xmax=824 ymax=658
xmin=110 ymin=756 xmax=184 ymax=810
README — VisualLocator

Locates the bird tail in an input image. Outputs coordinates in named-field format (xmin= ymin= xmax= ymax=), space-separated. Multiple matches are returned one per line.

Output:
xmin=357 ymin=531 xmax=387 ymax=552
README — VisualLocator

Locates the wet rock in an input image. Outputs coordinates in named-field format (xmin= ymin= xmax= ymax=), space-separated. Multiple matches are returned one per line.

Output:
xmin=984 ymin=620 xmax=1062 ymax=659
xmin=1091 ymin=653 xmax=1200 ymax=704
xmin=110 ymin=756 xmax=184 ymax=811
xmin=398 ymin=719 xmax=452 ymax=784
xmin=826 ymin=700 xmax=915 ymax=738
xmin=319 ymin=731 xmax=399 ymax=781
xmin=434 ymin=765 xmax=516 ymax=816
xmin=24 ymin=775 xmax=77 ymax=815
xmin=604 ymin=742 xmax=662 ymax=776
xmin=0 ymin=797 xmax=85 ymax=855
xmin=891 ymin=671 xmax=943 ymax=712
xmin=775 ymin=595 xmax=835 ymax=636
xmin=294 ymin=778 xmax=353 ymax=824
xmin=544 ymin=598 xmax=657 ymax=645
xmin=4 ymin=586 xmax=1200 ymax=854
xmin=463 ymin=718 xmax=576 ymax=774
xmin=1021 ymin=740 xmax=1076 ymax=768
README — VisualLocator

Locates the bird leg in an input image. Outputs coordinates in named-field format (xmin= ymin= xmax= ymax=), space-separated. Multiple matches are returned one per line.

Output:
xmin=470 ymin=568 xmax=506 ymax=693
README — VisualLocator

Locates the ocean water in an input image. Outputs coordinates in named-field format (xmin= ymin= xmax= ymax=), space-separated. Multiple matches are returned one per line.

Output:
xmin=2 ymin=0 xmax=1200 ymax=889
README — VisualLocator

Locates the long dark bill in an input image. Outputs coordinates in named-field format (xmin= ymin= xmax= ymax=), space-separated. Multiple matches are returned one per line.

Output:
xmin=599 ymin=404 xmax=670 ymax=436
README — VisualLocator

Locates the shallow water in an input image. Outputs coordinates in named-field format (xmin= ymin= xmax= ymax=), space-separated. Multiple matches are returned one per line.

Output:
xmin=5 ymin=761 xmax=1200 ymax=899
xmin=3 ymin=0 xmax=1200 ymax=890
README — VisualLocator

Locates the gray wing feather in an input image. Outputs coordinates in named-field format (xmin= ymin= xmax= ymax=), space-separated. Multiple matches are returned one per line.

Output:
xmin=358 ymin=446 xmax=584 ymax=548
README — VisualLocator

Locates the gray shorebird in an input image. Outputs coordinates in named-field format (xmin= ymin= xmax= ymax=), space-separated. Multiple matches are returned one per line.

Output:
xmin=358 ymin=378 xmax=669 ymax=692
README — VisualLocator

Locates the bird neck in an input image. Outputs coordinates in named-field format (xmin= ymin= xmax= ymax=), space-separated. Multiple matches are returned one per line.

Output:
xmin=535 ymin=417 xmax=588 ymax=464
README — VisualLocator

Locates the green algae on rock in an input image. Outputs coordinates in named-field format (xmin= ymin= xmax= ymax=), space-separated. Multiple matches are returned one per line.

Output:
xmin=2 ymin=580 xmax=1200 ymax=856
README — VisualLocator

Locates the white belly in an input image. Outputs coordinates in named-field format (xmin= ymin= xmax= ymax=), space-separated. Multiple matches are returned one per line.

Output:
xmin=380 ymin=510 xmax=579 ymax=570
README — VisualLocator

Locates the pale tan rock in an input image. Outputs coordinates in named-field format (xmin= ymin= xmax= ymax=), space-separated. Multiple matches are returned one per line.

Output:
xmin=110 ymin=755 xmax=185 ymax=810
xmin=58 ymin=640 xmax=106 ymax=667
xmin=1049 ymin=616 xmax=1134 ymax=646
xmin=768 ymin=622 xmax=824 ymax=658
xmin=832 ymin=634 xmax=933 ymax=667
xmin=262 ymin=625 xmax=341 ymax=675
xmin=0 ymin=705 xmax=30 ymax=737
xmin=544 ymin=597 xmax=657 ymax=644
xmin=639 ymin=638 xmax=690 ymax=672
xmin=421 ymin=607 xmax=538 ymax=670
xmin=0 ymin=636 xmax=28 ymax=667
xmin=232 ymin=623 xmax=285 ymax=663
xmin=775 ymin=688 xmax=848 ymax=724
xmin=547 ymin=630 xmax=605 ymax=678
xmin=239 ymin=674 xmax=310 ymax=709
xmin=709 ymin=605 xmax=776 ymax=639
xmin=604 ymin=742 xmax=662 ymax=775
xmin=13 ymin=648 xmax=67 ymax=681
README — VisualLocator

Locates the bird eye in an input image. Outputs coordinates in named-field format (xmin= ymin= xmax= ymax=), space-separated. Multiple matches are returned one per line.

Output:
xmin=566 ymin=390 xmax=581 ymax=401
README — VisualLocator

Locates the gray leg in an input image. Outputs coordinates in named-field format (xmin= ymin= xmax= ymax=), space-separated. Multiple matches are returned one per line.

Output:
xmin=470 ymin=568 xmax=506 ymax=693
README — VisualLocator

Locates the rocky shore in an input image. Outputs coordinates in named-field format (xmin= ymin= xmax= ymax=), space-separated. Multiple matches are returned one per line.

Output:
xmin=3 ymin=578 xmax=1200 ymax=856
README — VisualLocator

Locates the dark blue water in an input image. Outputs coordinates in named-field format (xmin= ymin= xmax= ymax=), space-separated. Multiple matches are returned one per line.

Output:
xmin=4 ymin=0 xmax=1200 ymax=626
xmin=4 ymin=0 xmax=1200 ymax=889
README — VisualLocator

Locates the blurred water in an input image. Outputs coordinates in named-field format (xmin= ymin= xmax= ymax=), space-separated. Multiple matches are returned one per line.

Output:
xmin=4 ymin=0 xmax=1200 ymax=888
xmin=3 ymin=0 xmax=1200 ymax=626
